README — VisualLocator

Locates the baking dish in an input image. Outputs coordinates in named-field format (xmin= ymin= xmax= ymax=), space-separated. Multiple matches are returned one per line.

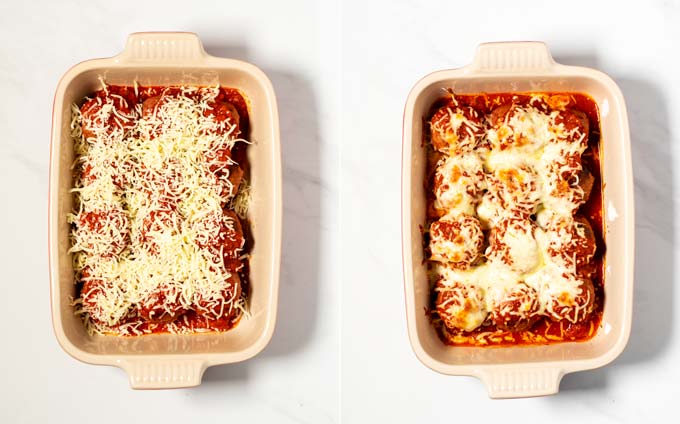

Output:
xmin=402 ymin=42 xmax=634 ymax=398
xmin=49 ymin=32 xmax=282 ymax=389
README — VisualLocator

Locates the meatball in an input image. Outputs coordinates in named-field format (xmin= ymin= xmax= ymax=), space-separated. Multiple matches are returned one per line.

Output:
xmin=577 ymin=166 xmax=595 ymax=203
xmin=194 ymin=273 xmax=242 ymax=320
xmin=486 ymin=219 xmax=540 ymax=274
xmin=138 ymin=283 xmax=186 ymax=322
xmin=135 ymin=207 xmax=179 ymax=255
xmin=227 ymin=165 xmax=244 ymax=199
xmin=433 ymin=154 xmax=485 ymax=214
xmin=191 ymin=209 xmax=245 ymax=270
xmin=73 ymin=207 xmax=130 ymax=257
xmin=543 ymin=216 xmax=597 ymax=276
xmin=488 ymin=282 xmax=540 ymax=331
xmin=429 ymin=214 xmax=484 ymax=269
xmin=543 ymin=278 xmax=595 ymax=323
xmin=80 ymin=91 xmax=137 ymax=140
xmin=80 ymin=270 xmax=129 ymax=327
xmin=203 ymin=101 xmax=241 ymax=136
xmin=430 ymin=105 xmax=485 ymax=155
xmin=205 ymin=144 xmax=235 ymax=172
xmin=487 ymin=165 xmax=541 ymax=218
xmin=488 ymin=104 xmax=552 ymax=151
xmin=220 ymin=210 xmax=246 ymax=271
xmin=435 ymin=279 xmax=488 ymax=332
xmin=488 ymin=104 xmax=513 ymax=128
xmin=553 ymin=109 xmax=589 ymax=146
xmin=191 ymin=210 xmax=223 ymax=250
xmin=476 ymin=191 xmax=503 ymax=230
xmin=79 ymin=160 xmax=126 ymax=189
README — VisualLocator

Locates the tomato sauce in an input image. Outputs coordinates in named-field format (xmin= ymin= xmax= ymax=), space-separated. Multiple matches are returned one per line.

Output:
xmin=425 ymin=92 xmax=605 ymax=346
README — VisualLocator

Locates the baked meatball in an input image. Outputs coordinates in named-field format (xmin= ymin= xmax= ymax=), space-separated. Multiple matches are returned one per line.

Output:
xmin=430 ymin=105 xmax=485 ymax=155
xmin=433 ymin=154 xmax=485 ymax=214
xmin=435 ymin=279 xmax=488 ymax=332
xmin=429 ymin=214 xmax=484 ymax=268
xmin=138 ymin=283 xmax=187 ymax=323
xmin=488 ymin=282 xmax=540 ymax=331
xmin=194 ymin=273 xmax=242 ymax=320
xmin=476 ymin=191 xmax=503 ymax=230
xmin=135 ymin=207 xmax=179 ymax=255
xmin=486 ymin=218 xmax=540 ymax=274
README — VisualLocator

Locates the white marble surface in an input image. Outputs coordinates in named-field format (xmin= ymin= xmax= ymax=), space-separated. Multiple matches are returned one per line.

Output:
xmin=1 ymin=0 xmax=679 ymax=422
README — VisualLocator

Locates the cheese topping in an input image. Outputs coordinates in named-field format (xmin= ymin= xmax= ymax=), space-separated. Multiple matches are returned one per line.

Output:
xmin=429 ymin=93 xmax=597 ymax=334
xmin=69 ymin=85 xmax=250 ymax=335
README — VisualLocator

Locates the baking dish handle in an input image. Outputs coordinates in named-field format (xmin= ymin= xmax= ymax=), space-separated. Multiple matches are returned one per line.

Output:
xmin=469 ymin=41 xmax=556 ymax=72
xmin=116 ymin=32 xmax=208 ymax=63
xmin=478 ymin=367 xmax=564 ymax=398
xmin=120 ymin=359 xmax=207 ymax=389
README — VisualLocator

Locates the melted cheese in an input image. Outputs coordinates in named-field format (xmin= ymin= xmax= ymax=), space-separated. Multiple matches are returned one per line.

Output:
xmin=434 ymin=153 xmax=485 ymax=215
xmin=431 ymin=106 xmax=482 ymax=154
xmin=429 ymin=215 xmax=483 ymax=266
xmin=487 ymin=220 xmax=540 ymax=274
xmin=431 ymin=94 xmax=595 ymax=332
xmin=435 ymin=282 xmax=487 ymax=332
xmin=69 ymin=85 xmax=250 ymax=335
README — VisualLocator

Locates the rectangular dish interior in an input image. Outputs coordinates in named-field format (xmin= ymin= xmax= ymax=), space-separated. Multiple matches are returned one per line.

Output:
xmin=407 ymin=74 xmax=630 ymax=366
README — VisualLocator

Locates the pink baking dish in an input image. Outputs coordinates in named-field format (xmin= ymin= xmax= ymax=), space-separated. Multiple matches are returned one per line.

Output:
xmin=402 ymin=42 xmax=634 ymax=398
xmin=49 ymin=32 xmax=282 ymax=389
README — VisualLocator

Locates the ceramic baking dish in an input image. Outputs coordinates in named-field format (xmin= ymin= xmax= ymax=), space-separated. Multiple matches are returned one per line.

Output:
xmin=49 ymin=32 xmax=281 ymax=389
xmin=402 ymin=42 xmax=634 ymax=398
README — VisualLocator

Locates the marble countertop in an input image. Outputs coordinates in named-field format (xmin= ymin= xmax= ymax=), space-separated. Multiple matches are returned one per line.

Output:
xmin=1 ymin=0 xmax=678 ymax=422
